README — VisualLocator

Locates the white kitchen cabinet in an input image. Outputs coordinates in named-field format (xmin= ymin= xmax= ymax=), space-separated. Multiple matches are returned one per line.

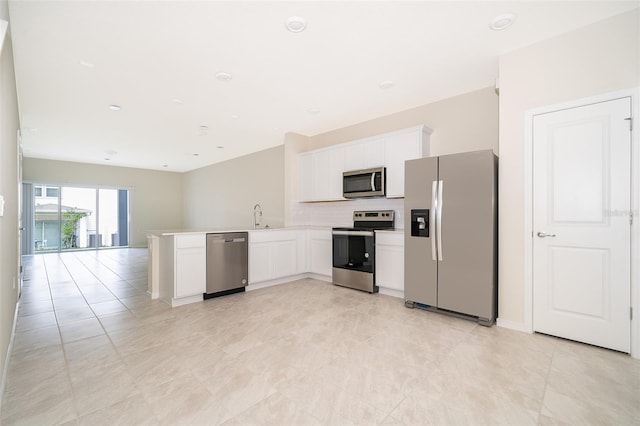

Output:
xmin=343 ymin=136 xmax=384 ymax=170
xmin=375 ymin=231 xmax=404 ymax=294
xmin=363 ymin=136 xmax=385 ymax=169
xmin=299 ymin=147 xmax=345 ymax=202
xmin=384 ymin=127 xmax=432 ymax=198
xmin=248 ymin=243 xmax=271 ymax=283
xmin=308 ymin=229 xmax=332 ymax=277
xmin=328 ymin=147 xmax=345 ymax=199
xmin=159 ymin=233 xmax=206 ymax=306
xmin=300 ymin=153 xmax=314 ymax=201
xmin=299 ymin=125 xmax=431 ymax=202
xmin=272 ymin=240 xmax=297 ymax=278
xmin=344 ymin=143 xmax=364 ymax=171
xmin=312 ymin=149 xmax=330 ymax=200
xmin=296 ymin=230 xmax=308 ymax=274
xmin=249 ymin=230 xmax=300 ymax=284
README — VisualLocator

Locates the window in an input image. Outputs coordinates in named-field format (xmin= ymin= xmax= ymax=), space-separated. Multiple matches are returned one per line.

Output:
xmin=31 ymin=184 xmax=130 ymax=252
xmin=45 ymin=187 xmax=59 ymax=197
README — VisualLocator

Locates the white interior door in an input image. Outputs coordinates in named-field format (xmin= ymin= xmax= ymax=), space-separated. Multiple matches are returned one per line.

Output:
xmin=533 ymin=97 xmax=632 ymax=353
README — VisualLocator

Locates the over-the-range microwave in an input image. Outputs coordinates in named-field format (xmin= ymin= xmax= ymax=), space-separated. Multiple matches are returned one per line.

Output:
xmin=343 ymin=167 xmax=386 ymax=199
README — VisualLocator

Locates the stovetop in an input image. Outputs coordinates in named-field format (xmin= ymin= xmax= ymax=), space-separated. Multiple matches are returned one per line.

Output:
xmin=333 ymin=210 xmax=395 ymax=231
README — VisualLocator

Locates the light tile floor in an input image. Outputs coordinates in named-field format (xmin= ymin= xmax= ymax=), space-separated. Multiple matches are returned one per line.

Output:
xmin=1 ymin=248 xmax=639 ymax=425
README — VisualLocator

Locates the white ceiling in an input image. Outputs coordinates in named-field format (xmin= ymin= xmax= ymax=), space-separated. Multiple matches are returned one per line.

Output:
xmin=8 ymin=1 xmax=639 ymax=172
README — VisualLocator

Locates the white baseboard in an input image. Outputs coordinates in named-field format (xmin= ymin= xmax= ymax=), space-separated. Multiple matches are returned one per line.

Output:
xmin=247 ymin=273 xmax=332 ymax=291
xmin=305 ymin=273 xmax=332 ymax=283
xmin=496 ymin=317 xmax=529 ymax=333
xmin=379 ymin=287 xmax=404 ymax=299
xmin=246 ymin=274 xmax=309 ymax=291
xmin=0 ymin=298 xmax=20 ymax=414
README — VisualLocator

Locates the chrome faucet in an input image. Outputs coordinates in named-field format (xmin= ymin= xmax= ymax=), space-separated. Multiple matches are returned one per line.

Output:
xmin=253 ymin=204 xmax=262 ymax=229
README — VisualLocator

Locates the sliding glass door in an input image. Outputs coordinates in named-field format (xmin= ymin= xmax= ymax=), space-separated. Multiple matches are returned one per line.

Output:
xmin=28 ymin=184 xmax=129 ymax=253
xmin=60 ymin=187 xmax=96 ymax=249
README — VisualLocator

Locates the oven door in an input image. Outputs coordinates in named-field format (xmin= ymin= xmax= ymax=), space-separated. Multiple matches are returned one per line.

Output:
xmin=332 ymin=229 xmax=375 ymax=273
xmin=332 ymin=229 xmax=377 ymax=292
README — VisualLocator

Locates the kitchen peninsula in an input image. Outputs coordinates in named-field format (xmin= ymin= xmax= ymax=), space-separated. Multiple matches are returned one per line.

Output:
xmin=147 ymin=227 xmax=333 ymax=307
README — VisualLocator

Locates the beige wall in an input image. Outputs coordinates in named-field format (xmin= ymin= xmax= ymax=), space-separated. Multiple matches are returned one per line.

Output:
xmin=306 ymin=86 xmax=498 ymax=156
xmin=183 ymin=146 xmax=284 ymax=229
xmin=283 ymin=86 xmax=498 ymax=226
xmin=22 ymin=158 xmax=184 ymax=247
xmin=498 ymin=9 xmax=640 ymax=326
xmin=0 ymin=3 xmax=20 ymax=395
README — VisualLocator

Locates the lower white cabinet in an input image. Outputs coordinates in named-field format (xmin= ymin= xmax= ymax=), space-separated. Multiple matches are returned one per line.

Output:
xmin=155 ymin=228 xmax=333 ymax=306
xmin=249 ymin=230 xmax=301 ymax=284
xmin=375 ymin=231 xmax=404 ymax=292
xmin=308 ymin=229 xmax=332 ymax=277
xmin=159 ymin=233 xmax=206 ymax=306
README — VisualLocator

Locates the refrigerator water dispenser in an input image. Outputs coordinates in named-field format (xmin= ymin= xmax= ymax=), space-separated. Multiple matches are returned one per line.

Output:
xmin=410 ymin=209 xmax=429 ymax=237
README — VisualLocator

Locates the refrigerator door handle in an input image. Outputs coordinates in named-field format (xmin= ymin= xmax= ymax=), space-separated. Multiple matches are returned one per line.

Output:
xmin=437 ymin=180 xmax=443 ymax=261
xmin=431 ymin=180 xmax=438 ymax=261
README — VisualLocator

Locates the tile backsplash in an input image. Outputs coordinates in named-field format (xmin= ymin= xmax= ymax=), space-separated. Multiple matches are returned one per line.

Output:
xmin=290 ymin=198 xmax=404 ymax=229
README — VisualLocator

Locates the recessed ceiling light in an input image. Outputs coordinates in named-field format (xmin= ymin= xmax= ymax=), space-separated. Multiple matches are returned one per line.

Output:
xmin=79 ymin=60 xmax=95 ymax=68
xmin=216 ymin=146 xmax=224 ymax=149
xmin=379 ymin=80 xmax=395 ymax=89
xmin=108 ymin=104 xmax=121 ymax=111
xmin=286 ymin=16 xmax=306 ymax=33
xmin=163 ymin=164 xmax=168 ymax=168
xmin=215 ymin=72 xmax=233 ymax=81
xmin=104 ymin=158 xmax=111 ymax=161
xmin=193 ymin=153 xmax=199 ymax=157
xmin=308 ymin=108 xmax=320 ymax=115
xmin=490 ymin=13 xmax=516 ymax=31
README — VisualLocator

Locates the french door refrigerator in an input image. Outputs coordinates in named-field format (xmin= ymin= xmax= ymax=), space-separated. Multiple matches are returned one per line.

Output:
xmin=404 ymin=149 xmax=497 ymax=325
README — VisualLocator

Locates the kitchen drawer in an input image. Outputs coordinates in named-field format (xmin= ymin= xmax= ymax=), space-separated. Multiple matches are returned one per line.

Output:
xmin=375 ymin=231 xmax=403 ymax=246
xmin=249 ymin=229 xmax=298 ymax=243
xmin=175 ymin=234 xmax=205 ymax=249
xmin=308 ymin=229 xmax=331 ymax=241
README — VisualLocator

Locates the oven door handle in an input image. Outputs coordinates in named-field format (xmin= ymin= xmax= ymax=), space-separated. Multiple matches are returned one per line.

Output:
xmin=332 ymin=230 xmax=375 ymax=237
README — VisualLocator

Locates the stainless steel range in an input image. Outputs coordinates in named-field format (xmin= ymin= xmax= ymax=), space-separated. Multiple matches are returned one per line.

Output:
xmin=332 ymin=210 xmax=395 ymax=293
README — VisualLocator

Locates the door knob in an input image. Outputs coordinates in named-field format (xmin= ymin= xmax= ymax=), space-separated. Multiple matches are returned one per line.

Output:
xmin=537 ymin=232 xmax=556 ymax=238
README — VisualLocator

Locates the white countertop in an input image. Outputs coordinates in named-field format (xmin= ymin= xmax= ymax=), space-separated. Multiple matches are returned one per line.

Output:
xmin=375 ymin=229 xmax=404 ymax=234
xmin=147 ymin=225 xmax=331 ymax=237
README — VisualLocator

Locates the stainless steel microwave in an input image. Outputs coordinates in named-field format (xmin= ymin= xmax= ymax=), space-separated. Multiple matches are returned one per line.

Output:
xmin=343 ymin=167 xmax=386 ymax=198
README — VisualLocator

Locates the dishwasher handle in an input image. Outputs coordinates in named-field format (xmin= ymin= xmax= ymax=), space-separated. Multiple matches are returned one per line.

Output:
xmin=212 ymin=237 xmax=246 ymax=244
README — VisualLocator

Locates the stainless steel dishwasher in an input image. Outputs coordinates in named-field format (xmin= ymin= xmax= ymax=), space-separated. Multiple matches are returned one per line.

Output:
xmin=204 ymin=232 xmax=248 ymax=299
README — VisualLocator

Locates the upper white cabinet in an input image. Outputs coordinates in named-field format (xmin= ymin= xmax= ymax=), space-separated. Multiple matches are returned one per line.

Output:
xmin=384 ymin=128 xmax=428 ymax=198
xmin=299 ymin=146 xmax=345 ymax=202
xmin=363 ymin=136 xmax=385 ymax=169
xmin=299 ymin=125 xmax=431 ymax=201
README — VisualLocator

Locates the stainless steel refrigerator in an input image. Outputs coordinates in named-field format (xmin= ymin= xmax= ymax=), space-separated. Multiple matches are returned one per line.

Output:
xmin=404 ymin=149 xmax=497 ymax=325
